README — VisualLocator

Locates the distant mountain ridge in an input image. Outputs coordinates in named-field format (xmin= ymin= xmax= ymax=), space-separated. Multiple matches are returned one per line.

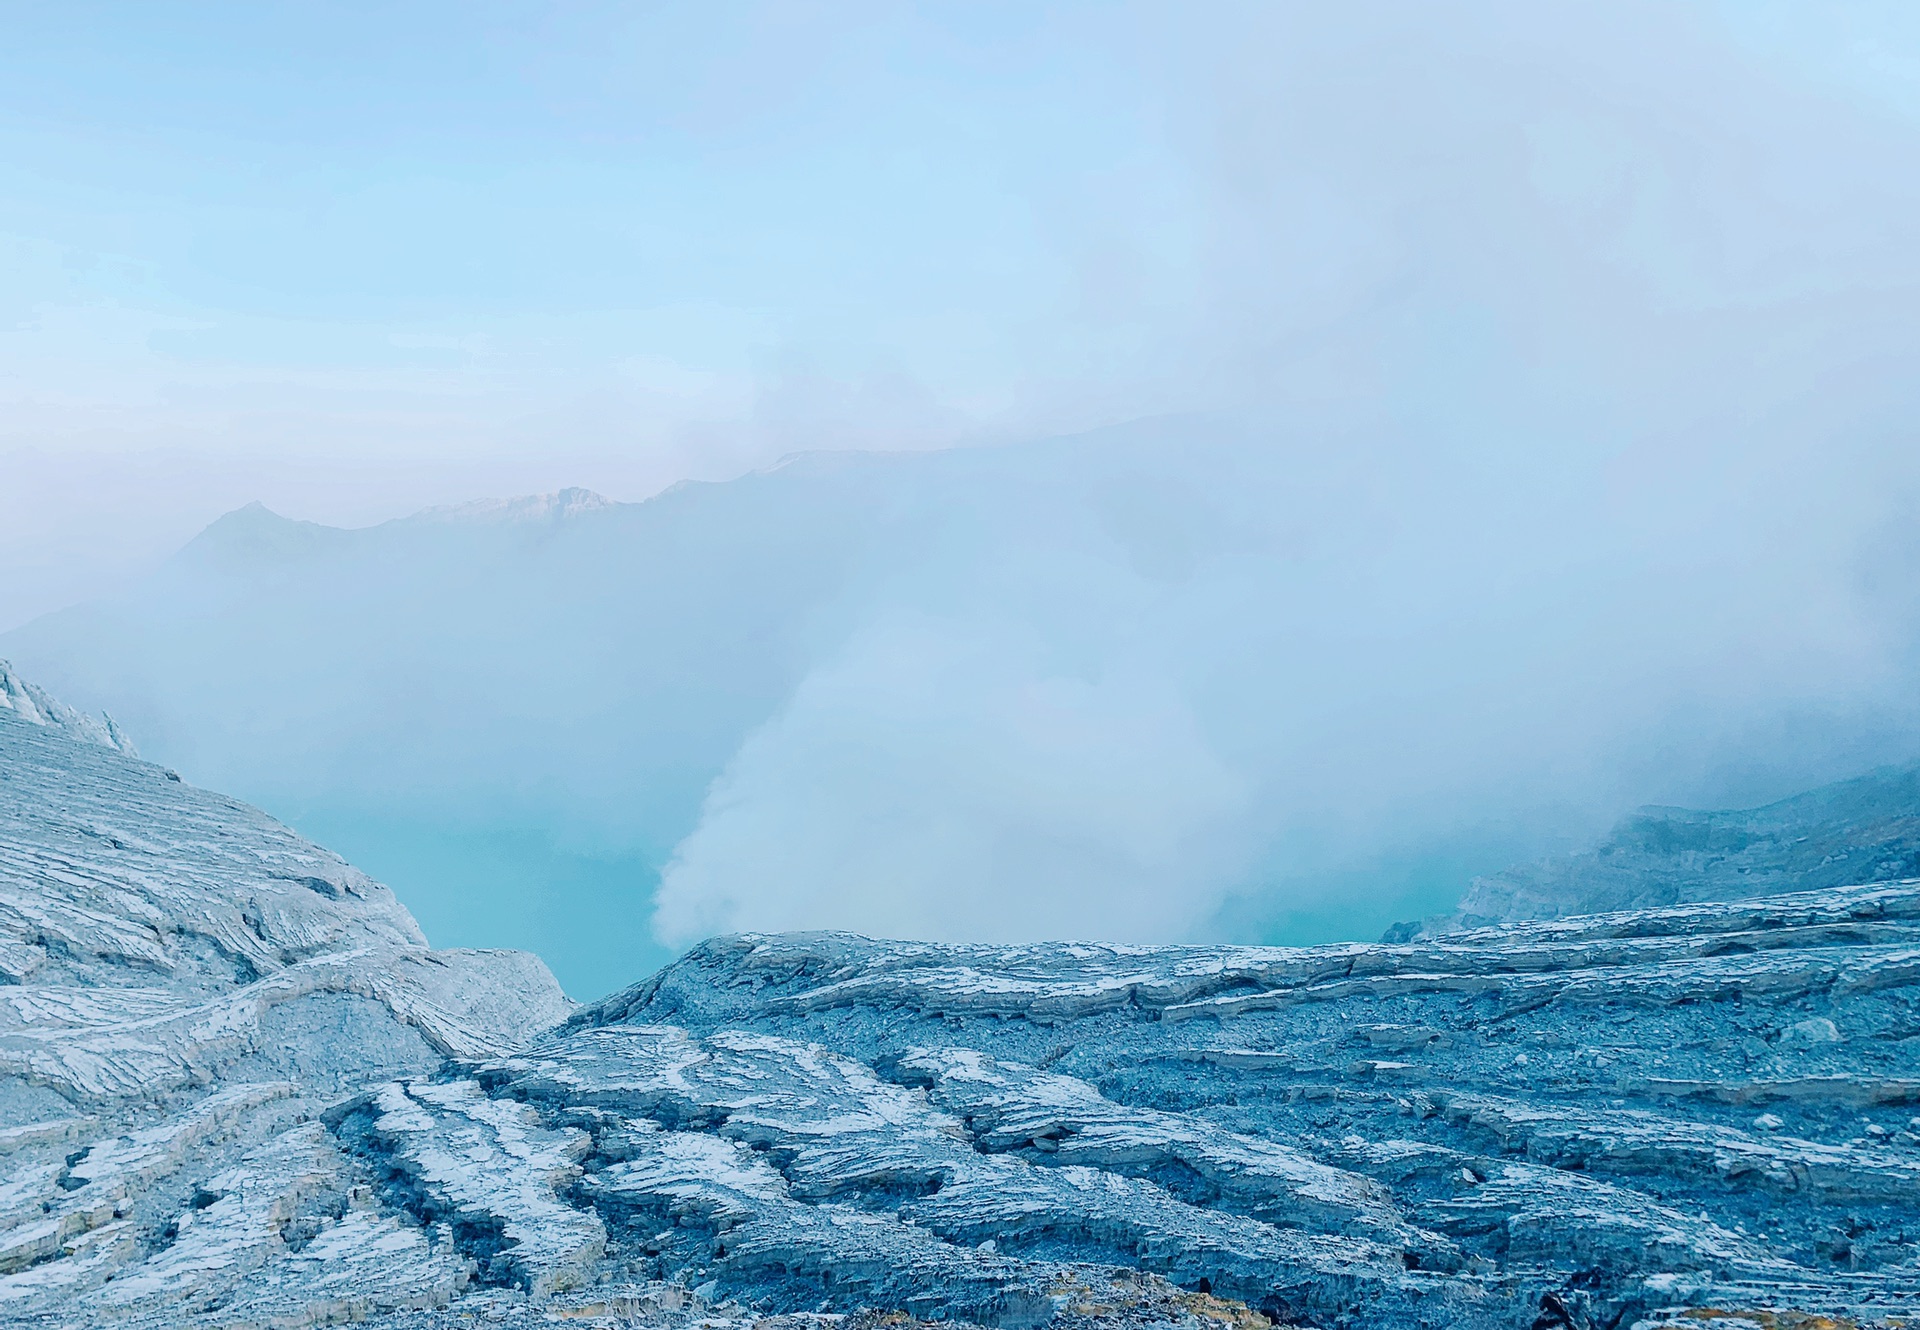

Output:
xmin=176 ymin=501 xmax=354 ymax=570
xmin=180 ymin=487 xmax=621 ymax=569
xmin=1399 ymin=761 xmax=1920 ymax=937
xmin=399 ymin=485 xmax=616 ymax=526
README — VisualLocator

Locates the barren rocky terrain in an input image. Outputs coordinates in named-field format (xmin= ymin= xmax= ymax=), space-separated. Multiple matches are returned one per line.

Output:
xmin=0 ymin=660 xmax=1916 ymax=1329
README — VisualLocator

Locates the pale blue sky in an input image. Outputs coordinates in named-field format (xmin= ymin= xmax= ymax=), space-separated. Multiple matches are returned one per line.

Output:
xmin=0 ymin=5 xmax=1180 ymax=442
xmin=3 ymin=6 xmax=1135 ymax=338
xmin=5 ymin=3 xmax=1920 ymax=630
xmin=0 ymin=3 xmax=1192 ymax=623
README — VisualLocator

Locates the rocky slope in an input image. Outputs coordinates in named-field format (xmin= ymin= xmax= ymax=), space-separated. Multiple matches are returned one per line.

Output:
xmin=1 ymin=664 xmax=1917 ymax=1329
xmin=1432 ymin=763 xmax=1920 ymax=930
xmin=0 ymin=665 xmax=573 ymax=1326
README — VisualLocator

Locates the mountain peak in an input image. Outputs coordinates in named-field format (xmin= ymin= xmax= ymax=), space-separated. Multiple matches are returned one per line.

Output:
xmin=179 ymin=501 xmax=348 ymax=570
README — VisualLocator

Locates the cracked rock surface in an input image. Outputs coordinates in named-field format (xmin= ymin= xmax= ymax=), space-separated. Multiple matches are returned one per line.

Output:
xmin=0 ymin=685 xmax=571 ymax=1327
xmin=2 ymin=668 xmax=1919 ymax=1329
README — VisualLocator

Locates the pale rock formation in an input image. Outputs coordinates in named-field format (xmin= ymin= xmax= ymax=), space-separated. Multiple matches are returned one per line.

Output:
xmin=0 ymin=672 xmax=571 ymax=1328
xmin=0 ymin=659 xmax=133 ymax=757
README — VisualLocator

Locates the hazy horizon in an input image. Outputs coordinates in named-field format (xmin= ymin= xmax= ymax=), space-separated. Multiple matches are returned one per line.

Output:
xmin=8 ymin=5 xmax=1920 ymax=995
xmin=12 ymin=408 xmax=1920 ymax=999
xmin=9 ymin=4 xmax=1920 ymax=621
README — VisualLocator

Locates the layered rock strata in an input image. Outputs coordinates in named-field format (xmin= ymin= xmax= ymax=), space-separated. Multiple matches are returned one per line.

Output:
xmin=0 ymin=685 xmax=573 ymax=1327
xmin=2 ymin=667 xmax=1918 ymax=1328
xmin=544 ymin=892 xmax=1920 ymax=1328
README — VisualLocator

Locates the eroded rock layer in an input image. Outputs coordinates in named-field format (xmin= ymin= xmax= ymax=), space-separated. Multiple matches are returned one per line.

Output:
xmin=0 ymin=694 xmax=573 ymax=1328
xmin=2 ymin=670 xmax=1918 ymax=1329
xmin=544 ymin=895 xmax=1920 ymax=1328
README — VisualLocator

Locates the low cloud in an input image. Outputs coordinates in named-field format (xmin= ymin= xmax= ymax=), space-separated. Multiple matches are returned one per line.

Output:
xmin=654 ymin=606 xmax=1251 ymax=945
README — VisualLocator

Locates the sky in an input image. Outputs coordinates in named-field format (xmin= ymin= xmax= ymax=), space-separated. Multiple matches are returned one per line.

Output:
xmin=8 ymin=5 xmax=1920 ymax=993
xmin=6 ymin=3 xmax=1920 ymax=629
xmin=1 ymin=1 xmax=1187 ymax=625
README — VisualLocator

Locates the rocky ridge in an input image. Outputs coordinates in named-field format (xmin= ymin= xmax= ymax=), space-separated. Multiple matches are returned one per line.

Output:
xmin=0 ymin=667 xmax=1917 ymax=1328
xmin=1435 ymin=763 xmax=1920 ymax=928
xmin=0 ymin=660 xmax=133 ymax=757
